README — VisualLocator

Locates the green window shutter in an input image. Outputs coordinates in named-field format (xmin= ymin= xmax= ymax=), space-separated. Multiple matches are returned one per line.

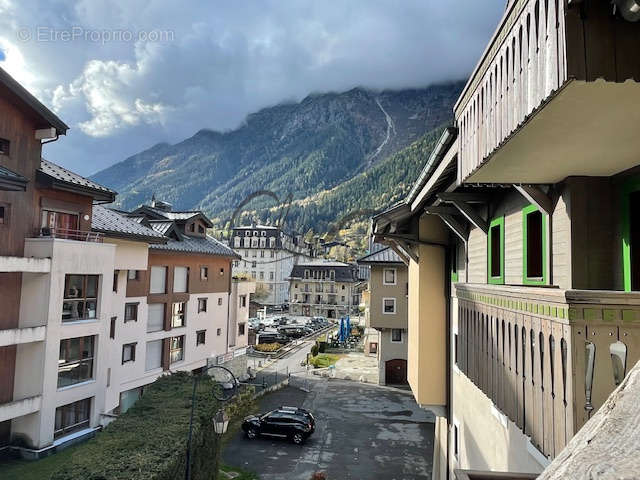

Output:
xmin=488 ymin=216 xmax=505 ymax=285
xmin=522 ymin=204 xmax=548 ymax=285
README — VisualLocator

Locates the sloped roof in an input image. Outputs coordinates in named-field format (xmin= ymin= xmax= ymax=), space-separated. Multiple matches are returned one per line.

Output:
xmin=38 ymin=159 xmax=116 ymax=202
xmin=0 ymin=66 xmax=68 ymax=134
xmin=91 ymin=205 xmax=166 ymax=243
xmin=130 ymin=205 xmax=213 ymax=227
xmin=0 ymin=164 xmax=28 ymax=191
xmin=357 ymin=247 xmax=405 ymax=265
xmin=151 ymin=234 xmax=239 ymax=258
xmin=149 ymin=220 xmax=176 ymax=235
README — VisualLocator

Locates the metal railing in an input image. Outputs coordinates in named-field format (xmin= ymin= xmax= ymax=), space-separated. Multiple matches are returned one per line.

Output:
xmin=37 ymin=227 xmax=103 ymax=243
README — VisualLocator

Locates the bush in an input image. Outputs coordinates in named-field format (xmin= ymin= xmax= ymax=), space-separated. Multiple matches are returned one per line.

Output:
xmin=311 ymin=344 xmax=319 ymax=357
xmin=50 ymin=372 xmax=251 ymax=480
xmin=317 ymin=341 xmax=327 ymax=353
xmin=253 ymin=343 xmax=282 ymax=352
xmin=309 ymin=354 xmax=340 ymax=369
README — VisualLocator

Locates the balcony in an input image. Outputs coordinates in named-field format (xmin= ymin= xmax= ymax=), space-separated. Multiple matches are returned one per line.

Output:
xmin=0 ymin=255 xmax=51 ymax=273
xmin=457 ymin=0 xmax=640 ymax=184
xmin=454 ymin=283 xmax=640 ymax=460
xmin=36 ymin=227 xmax=103 ymax=243
xmin=0 ymin=326 xmax=46 ymax=347
xmin=0 ymin=395 xmax=42 ymax=423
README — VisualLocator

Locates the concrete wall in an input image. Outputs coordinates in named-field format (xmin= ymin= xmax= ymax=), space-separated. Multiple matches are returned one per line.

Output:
xmin=229 ymin=279 xmax=255 ymax=349
xmin=369 ymin=264 xmax=408 ymax=330
xmin=377 ymin=329 xmax=408 ymax=385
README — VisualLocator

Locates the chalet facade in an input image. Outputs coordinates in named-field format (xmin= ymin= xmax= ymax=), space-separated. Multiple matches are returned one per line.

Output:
xmin=288 ymin=261 xmax=359 ymax=318
xmin=358 ymin=245 xmax=409 ymax=385
xmin=373 ymin=2 xmax=640 ymax=479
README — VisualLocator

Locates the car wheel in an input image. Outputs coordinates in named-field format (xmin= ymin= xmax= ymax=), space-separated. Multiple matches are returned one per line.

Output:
xmin=291 ymin=432 xmax=304 ymax=445
xmin=246 ymin=428 xmax=257 ymax=440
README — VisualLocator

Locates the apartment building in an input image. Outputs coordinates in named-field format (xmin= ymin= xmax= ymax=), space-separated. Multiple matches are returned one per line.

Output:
xmin=373 ymin=2 xmax=640 ymax=479
xmin=231 ymin=225 xmax=314 ymax=306
xmin=288 ymin=261 xmax=359 ymax=318
xmin=358 ymin=246 xmax=408 ymax=385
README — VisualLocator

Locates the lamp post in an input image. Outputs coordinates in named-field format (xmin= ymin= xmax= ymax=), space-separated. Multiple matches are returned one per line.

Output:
xmin=185 ymin=364 xmax=238 ymax=480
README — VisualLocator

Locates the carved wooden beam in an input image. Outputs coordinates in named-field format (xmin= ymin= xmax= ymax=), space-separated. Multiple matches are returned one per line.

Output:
xmin=437 ymin=192 xmax=490 ymax=204
xmin=514 ymin=185 xmax=553 ymax=215
xmin=388 ymin=243 xmax=410 ymax=266
xmin=424 ymin=205 xmax=460 ymax=216
xmin=396 ymin=240 xmax=418 ymax=263
xmin=439 ymin=214 xmax=469 ymax=243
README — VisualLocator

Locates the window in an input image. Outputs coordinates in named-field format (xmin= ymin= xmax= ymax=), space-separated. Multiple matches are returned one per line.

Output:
xmin=234 ymin=237 xmax=241 ymax=248
xmin=454 ymin=333 xmax=459 ymax=366
xmin=110 ymin=317 xmax=116 ymax=339
xmin=453 ymin=421 xmax=460 ymax=461
xmin=383 ymin=298 xmax=396 ymax=314
xmin=216 ymin=328 xmax=222 ymax=336
xmin=269 ymin=271 xmax=274 ymax=280
xmin=58 ymin=336 xmax=95 ymax=388
xmin=124 ymin=303 xmax=138 ymax=322
xmin=218 ymin=297 xmax=223 ymax=306
xmin=173 ymin=266 xmax=189 ymax=293
xmin=41 ymin=209 xmax=79 ymax=238
xmin=259 ymin=272 xmax=264 ymax=280
xmin=523 ymin=205 xmax=546 ymax=284
xmin=260 ymin=250 xmax=265 ymax=257
xmin=189 ymin=223 xmax=195 ymax=232
xmin=330 ymin=270 xmax=335 ymax=280
xmin=238 ymin=323 xmax=246 ymax=335
xmin=198 ymin=298 xmax=207 ymax=313
xmin=150 ymin=266 xmax=167 ymax=294
xmin=127 ymin=270 xmax=138 ymax=281
xmin=122 ymin=343 xmax=136 ymax=364
xmin=171 ymin=302 xmax=186 ymax=328
xmin=383 ymin=268 xmax=396 ymax=285
xmin=198 ymin=224 xmax=205 ymax=234
xmin=119 ymin=387 xmax=144 ymax=414
xmin=62 ymin=275 xmax=98 ymax=322
xmin=201 ymin=266 xmax=208 ymax=280
xmin=112 ymin=271 xmax=119 ymax=292
xmin=488 ymin=216 xmax=505 ymax=284
xmin=271 ymin=250 xmax=275 ymax=258
xmin=304 ymin=270 xmax=310 ymax=279
xmin=196 ymin=330 xmax=206 ymax=345
xmin=170 ymin=335 xmax=184 ymax=364
xmin=251 ymin=261 xmax=256 ymax=268
xmin=391 ymin=328 xmax=402 ymax=342
xmin=54 ymin=398 xmax=91 ymax=439
xmin=0 ymin=138 xmax=9 ymax=156
xmin=451 ymin=244 xmax=459 ymax=282
xmin=261 ymin=231 xmax=266 ymax=236
xmin=219 ymin=267 xmax=224 ymax=276
xmin=240 ymin=295 xmax=247 ymax=307
xmin=147 ymin=303 xmax=165 ymax=333
xmin=145 ymin=340 xmax=163 ymax=371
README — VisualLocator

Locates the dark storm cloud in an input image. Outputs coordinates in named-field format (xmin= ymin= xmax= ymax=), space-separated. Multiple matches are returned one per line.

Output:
xmin=0 ymin=0 xmax=505 ymax=174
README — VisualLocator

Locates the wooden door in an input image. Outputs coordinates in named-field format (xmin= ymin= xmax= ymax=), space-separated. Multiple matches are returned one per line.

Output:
xmin=385 ymin=359 xmax=408 ymax=385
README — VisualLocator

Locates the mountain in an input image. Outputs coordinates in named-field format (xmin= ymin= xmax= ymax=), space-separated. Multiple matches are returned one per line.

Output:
xmin=91 ymin=82 xmax=463 ymax=234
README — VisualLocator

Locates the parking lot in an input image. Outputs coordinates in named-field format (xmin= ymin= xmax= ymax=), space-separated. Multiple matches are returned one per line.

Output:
xmin=223 ymin=378 xmax=435 ymax=480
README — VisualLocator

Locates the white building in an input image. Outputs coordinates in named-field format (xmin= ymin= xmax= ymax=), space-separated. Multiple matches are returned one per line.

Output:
xmin=231 ymin=225 xmax=314 ymax=306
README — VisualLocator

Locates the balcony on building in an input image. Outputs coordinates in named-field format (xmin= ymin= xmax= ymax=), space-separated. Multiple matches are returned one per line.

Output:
xmin=456 ymin=0 xmax=640 ymax=185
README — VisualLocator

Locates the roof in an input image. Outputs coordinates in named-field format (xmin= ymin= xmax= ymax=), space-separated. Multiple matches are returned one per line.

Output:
xmin=151 ymin=234 xmax=239 ymax=258
xmin=148 ymin=220 xmax=176 ymax=235
xmin=0 ymin=66 xmax=68 ymax=134
xmin=37 ymin=159 xmax=116 ymax=202
xmin=130 ymin=205 xmax=213 ymax=227
xmin=91 ymin=205 xmax=167 ymax=243
xmin=0 ymin=164 xmax=28 ymax=191
xmin=357 ymin=247 xmax=405 ymax=265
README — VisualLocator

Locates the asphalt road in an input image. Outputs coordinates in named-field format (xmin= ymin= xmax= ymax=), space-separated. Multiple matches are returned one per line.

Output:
xmin=223 ymin=378 xmax=435 ymax=480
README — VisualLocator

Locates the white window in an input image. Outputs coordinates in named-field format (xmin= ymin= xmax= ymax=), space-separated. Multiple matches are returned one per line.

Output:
xmin=270 ymin=238 xmax=275 ymax=247
xmin=251 ymin=238 xmax=258 ymax=247
xmin=260 ymin=238 xmax=266 ymax=247
xmin=269 ymin=272 xmax=274 ymax=280
xmin=391 ymin=328 xmax=403 ymax=343
xmin=453 ymin=419 xmax=460 ymax=462
xmin=234 ymin=237 xmax=240 ymax=248
xmin=383 ymin=268 xmax=397 ymax=285
xmin=383 ymin=298 xmax=396 ymax=314
xmin=150 ymin=266 xmax=167 ymax=294
xmin=261 ymin=231 xmax=266 ymax=236
xmin=145 ymin=339 xmax=163 ymax=371
xmin=147 ymin=303 xmax=165 ymax=333
xmin=173 ymin=266 xmax=188 ymax=293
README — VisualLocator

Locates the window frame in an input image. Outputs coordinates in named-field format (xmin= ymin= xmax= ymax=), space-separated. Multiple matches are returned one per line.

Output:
xmin=149 ymin=266 xmax=168 ymax=294
xmin=382 ymin=268 xmax=397 ymax=286
xmin=487 ymin=216 xmax=505 ymax=285
xmin=382 ymin=297 xmax=396 ymax=315
xmin=238 ymin=323 xmax=246 ymax=335
xmin=522 ymin=204 xmax=548 ymax=285
xmin=451 ymin=243 xmax=459 ymax=283
xmin=62 ymin=274 xmax=99 ymax=322
xmin=198 ymin=297 xmax=207 ymax=313
xmin=58 ymin=336 xmax=95 ymax=388
xmin=196 ymin=330 xmax=206 ymax=346
xmin=124 ymin=302 xmax=138 ymax=322
xmin=171 ymin=302 xmax=186 ymax=328
xmin=122 ymin=342 xmax=137 ymax=364
xmin=0 ymin=137 xmax=10 ymax=156
xmin=390 ymin=328 xmax=403 ymax=343
xmin=169 ymin=335 xmax=185 ymax=364
xmin=200 ymin=266 xmax=208 ymax=280
xmin=0 ymin=203 xmax=8 ymax=226
xmin=54 ymin=398 xmax=91 ymax=439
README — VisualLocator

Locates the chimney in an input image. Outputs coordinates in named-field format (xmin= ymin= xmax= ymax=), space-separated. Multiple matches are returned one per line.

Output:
xmin=151 ymin=198 xmax=173 ymax=212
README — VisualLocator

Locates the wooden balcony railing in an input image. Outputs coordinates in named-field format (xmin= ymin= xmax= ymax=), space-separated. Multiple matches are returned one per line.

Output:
xmin=455 ymin=284 xmax=640 ymax=461
xmin=37 ymin=227 xmax=103 ymax=243
xmin=456 ymin=0 xmax=568 ymax=182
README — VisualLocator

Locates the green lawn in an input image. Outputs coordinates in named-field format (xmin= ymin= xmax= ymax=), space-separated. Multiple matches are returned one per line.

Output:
xmin=1 ymin=444 xmax=79 ymax=480
xmin=310 ymin=353 xmax=341 ymax=368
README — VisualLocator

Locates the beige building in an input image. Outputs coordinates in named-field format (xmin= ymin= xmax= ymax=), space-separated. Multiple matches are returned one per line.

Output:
xmin=288 ymin=261 xmax=360 ymax=318
xmin=358 ymin=246 xmax=408 ymax=385
xmin=373 ymin=2 xmax=640 ymax=479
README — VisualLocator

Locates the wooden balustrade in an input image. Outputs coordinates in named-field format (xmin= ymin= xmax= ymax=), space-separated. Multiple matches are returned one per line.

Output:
xmin=456 ymin=285 xmax=640 ymax=460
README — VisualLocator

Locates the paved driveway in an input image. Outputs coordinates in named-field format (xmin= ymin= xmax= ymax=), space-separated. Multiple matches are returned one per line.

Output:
xmin=223 ymin=378 xmax=435 ymax=480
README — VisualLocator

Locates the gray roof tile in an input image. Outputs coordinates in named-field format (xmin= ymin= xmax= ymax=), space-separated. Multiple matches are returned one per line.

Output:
xmin=39 ymin=159 xmax=116 ymax=200
xmin=151 ymin=235 xmax=239 ymax=257
xmin=357 ymin=247 xmax=405 ymax=265
xmin=91 ymin=205 xmax=167 ymax=243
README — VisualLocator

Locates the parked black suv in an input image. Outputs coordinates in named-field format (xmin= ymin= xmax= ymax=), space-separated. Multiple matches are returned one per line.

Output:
xmin=242 ymin=408 xmax=315 ymax=444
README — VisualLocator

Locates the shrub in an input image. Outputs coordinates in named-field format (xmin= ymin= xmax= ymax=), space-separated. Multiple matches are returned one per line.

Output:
xmin=50 ymin=372 xmax=251 ymax=480
xmin=317 ymin=341 xmax=327 ymax=353
xmin=311 ymin=344 xmax=319 ymax=357
xmin=253 ymin=343 xmax=282 ymax=352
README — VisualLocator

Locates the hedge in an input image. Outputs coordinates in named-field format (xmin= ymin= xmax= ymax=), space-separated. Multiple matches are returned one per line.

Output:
xmin=50 ymin=372 xmax=255 ymax=480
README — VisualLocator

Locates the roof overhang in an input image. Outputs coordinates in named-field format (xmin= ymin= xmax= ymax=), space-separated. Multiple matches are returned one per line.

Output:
xmin=0 ymin=168 xmax=28 ymax=192
xmin=36 ymin=169 xmax=116 ymax=203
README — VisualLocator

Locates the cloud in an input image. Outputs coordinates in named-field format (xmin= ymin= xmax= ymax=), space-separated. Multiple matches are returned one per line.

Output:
xmin=0 ymin=0 xmax=504 ymax=174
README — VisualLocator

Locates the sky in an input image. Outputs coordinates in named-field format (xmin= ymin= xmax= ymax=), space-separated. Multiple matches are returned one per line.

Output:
xmin=0 ymin=1 xmax=505 ymax=176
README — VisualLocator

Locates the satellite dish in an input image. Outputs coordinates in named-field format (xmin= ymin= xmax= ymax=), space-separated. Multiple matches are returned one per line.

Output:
xmin=615 ymin=0 xmax=640 ymax=22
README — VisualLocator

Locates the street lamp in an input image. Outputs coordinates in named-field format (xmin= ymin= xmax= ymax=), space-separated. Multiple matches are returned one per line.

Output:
xmin=185 ymin=364 xmax=238 ymax=480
